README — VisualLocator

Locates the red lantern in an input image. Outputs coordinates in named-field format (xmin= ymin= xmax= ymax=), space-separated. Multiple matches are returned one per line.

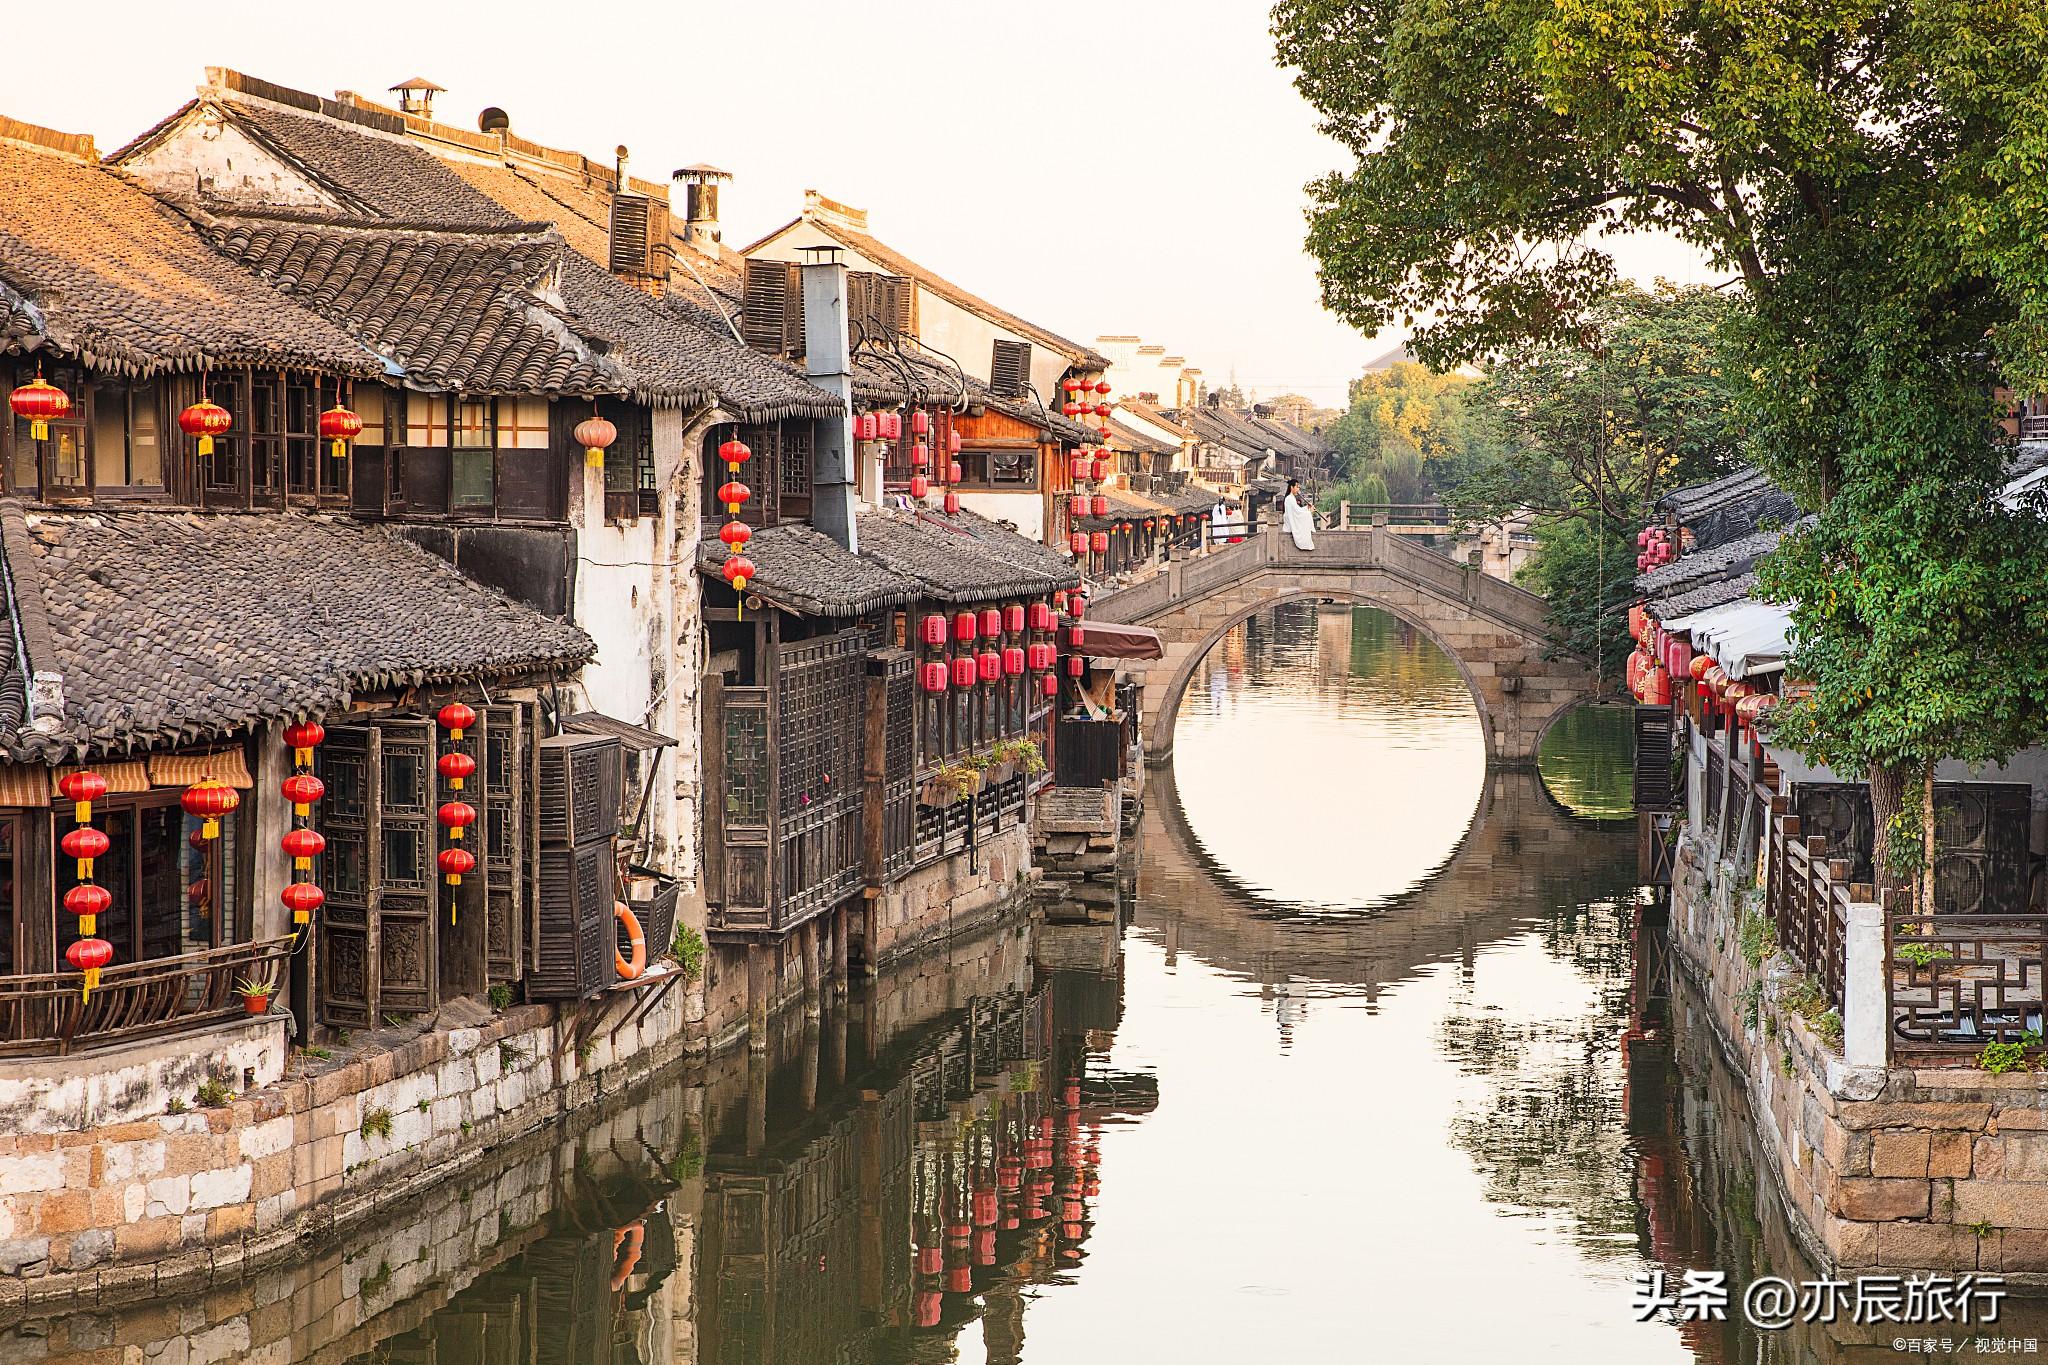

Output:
xmin=1068 ymin=626 xmax=1085 ymax=647
xmin=282 ymin=773 xmax=325 ymax=817
xmin=1093 ymin=403 xmax=1111 ymax=417
xmin=909 ymin=474 xmax=930 ymax=500
xmin=282 ymin=827 xmax=325 ymax=870
xmin=1002 ymin=604 xmax=1025 ymax=634
xmin=1069 ymin=453 xmax=1090 ymax=482
xmin=1688 ymin=653 xmax=1715 ymax=682
xmin=188 ymin=879 xmax=210 ymax=908
xmin=1063 ymin=402 xmax=1081 ymax=418
xmin=1627 ymin=604 xmax=1646 ymax=640
xmin=1069 ymin=532 xmax=1087 ymax=557
xmin=179 ymin=398 xmax=232 ymax=456
xmin=58 ymin=770 xmax=106 ymax=823
xmin=9 ymin=373 xmax=71 ymax=441
xmin=911 ymin=410 xmax=930 ymax=436
xmin=281 ymin=881 xmax=325 ymax=923
xmin=948 ymin=430 xmax=962 ymax=456
xmin=1003 ymin=646 xmax=1025 ymax=676
xmin=723 ymin=554 xmax=756 ymax=591
xmin=1637 ymin=527 xmax=1652 ymax=547
xmin=855 ymin=412 xmax=878 ymax=442
xmin=62 ymin=826 xmax=109 ymax=877
xmin=977 ymin=650 xmax=1001 ymax=683
xmin=1091 ymin=494 xmax=1108 ymax=518
xmin=979 ymin=607 xmax=1002 ymax=638
xmin=921 ymin=661 xmax=949 ymax=693
xmin=881 ymin=412 xmax=903 ymax=441
xmin=1066 ymin=655 xmax=1085 ymax=677
xmin=921 ymin=614 xmax=948 ymax=646
xmin=319 ymin=404 xmax=363 ymax=459
xmin=1648 ymin=665 xmax=1671 ymax=706
xmin=1029 ymin=602 xmax=1055 ymax=631
xmin=944 ymin=491 xmax=960 ymax=516
xmin=438 ymin=800 xmax=476 ymax=841
xmin=1091 ymin=458 xmax=1108 ymax=482
xmin=1042 ymin=673 xmax=1058 ymax=698
xmin=438 ymin=847 xmax=475 ymax=886
xmin=1094 ymin=381 xmax=1111 ymax=395
xmin=65 ymin=937 xmax=113 ymax=998
xmin=437 ymin=701 xmax=477 ymax=738
xmin=1068 ymin=595 xmax=1086 ymax=620
xmin=912 ymin=441 xmax=929 ymax=467
xmin=1089 ymin=531 xmax=1108 ymax=554
xmin=718 ymin=438 xmax=752 ymax=470
xmin=954 ymin=612 xmax=977 ymax=642
xmin=948 ymin=460 xmax=963 ymax=484
xmin=720 ymin=521 xmax=752 ymax=552
xmin=951 ymin=656 xmax=976 ymax=689
xmin=1070 ymin=494 xmax=1090 ymax=521
xmin=181 ymin=778 xmax=240 ymax=840
xmin=63 ymin=883 xmax=110 ymax=933
xmin=284 ymin=720 xmax=326 ymax=766
xmin=717 ymin=480 xmax=751 ymax=514
xmin=573 ymin=414 xmax=616 ymax=469
xmin=1063 ymin=378 xmax=1083 ymax=394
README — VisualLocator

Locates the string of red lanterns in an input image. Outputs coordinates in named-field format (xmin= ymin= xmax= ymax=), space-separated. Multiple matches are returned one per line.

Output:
xmin=716 ymin=433 xmax=756 ymax=620
xmin=57 ymin=771 xmax=110 ymax=1001
xmin=436 ymin=703 xmax=478 ymax=911
xmin=279 ymin=721 xmax=327 ymax=935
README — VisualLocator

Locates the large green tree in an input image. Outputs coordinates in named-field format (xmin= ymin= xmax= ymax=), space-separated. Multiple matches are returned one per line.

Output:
xmin=1324 ymin=360 xmax=1483 ymax=504
xmin=1274 ymin=0 xmax=2048 ymax=890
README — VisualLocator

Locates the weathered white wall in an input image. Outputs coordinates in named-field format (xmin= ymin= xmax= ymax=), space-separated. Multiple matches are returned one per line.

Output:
xmin=955 ymin=489 xmax=1044 ymax=542
xmin=116 ymin=104 xmax=348 ymax=209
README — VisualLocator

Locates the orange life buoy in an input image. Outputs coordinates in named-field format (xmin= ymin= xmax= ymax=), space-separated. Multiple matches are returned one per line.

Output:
xmin=613 ymin=902 xmax=646 ymax=980
xmin=610 ymin=1221 xmax=644 ymax=1291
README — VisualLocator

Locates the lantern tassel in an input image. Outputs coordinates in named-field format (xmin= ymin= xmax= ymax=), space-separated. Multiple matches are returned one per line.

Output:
xmin=203 ymin=816 xmax=220 ymax=840
xmin=294 ymin=909 xmax=310 ymax=926
xmin=78 ymin=914 xmax=94 ymax=936
xmin=198 ymin=435 xmax=214 ymax=457
xmin=586 ymin=446 xmax=604 ymax=469
xmin=74 ymin=799 xmax=91 ymax=824
xmin=80 ymin=968 xmax=97 ymax=1003
xmin=31 ymin=419 xmax=48 ymax=442
xmin=332 ymin=439 xmax=348 ymax=459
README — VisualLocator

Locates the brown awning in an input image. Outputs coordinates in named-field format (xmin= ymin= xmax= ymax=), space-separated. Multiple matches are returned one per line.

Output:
xmin=147 ymin=748 xmax=256 ymax=791
xmin=1079 ymin=621 xmax=1164 ymax=661
xmin=562 ymin=712 xmax=677 ymax=751
xmin=50 ymin=760 xmax=149 ymax=796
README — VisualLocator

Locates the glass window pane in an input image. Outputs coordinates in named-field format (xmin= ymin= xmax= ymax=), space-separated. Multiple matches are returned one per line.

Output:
xmin=454 ymin=399 xmax=494 ymax=447
xmin=128 ymin=386 xmax=161 ymax=487
xmin=451 ymin=448 xmax=494 ymax=508
xmin=46 ymin=426 xmax=86 ymax=489
xmin=382 ymin=826 xmax=423 ymax=884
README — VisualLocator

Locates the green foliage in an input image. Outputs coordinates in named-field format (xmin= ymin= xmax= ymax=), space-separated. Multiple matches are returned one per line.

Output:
xmin=1273 ymin=0 xmax=2048 ymax=887
xmin=1895 ymin=942 xmax=1954 ymax=969
xmin=1515 ymin=517 xmax=1642 ymax=681
xmin=498 ymin=1041 xmax=523 ymax=1072
xmin=1979 ymin=1033 xmax=2042 ymax=1075
xmin=165 ymin=1096 xmax=187 ymax=1115
xmin=487 ymin=984 xmax=513 ymax=1011
xmin=672 ymin=923 xmax=707 ymax=983
xmin=1324 ymin=362 xmax=1483 ymax=507
xmin=302 ymin=1046 xmax=333 ymax=1062
xmin=1739 ymin=979 xmax=1763 ymax=1033
xmin=194 ymin=1078 xmax=232 ymax=1108
xmin=361 ymin=1106 xmax=394 ymax=1140
xmin=1738 ymin=911 xmax=1777 ymax=969
xmin=991 ymin=737 xmax=1047 ymax=776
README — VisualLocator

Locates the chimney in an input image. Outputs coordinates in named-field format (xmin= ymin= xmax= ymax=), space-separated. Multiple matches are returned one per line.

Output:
xmin=388 ymin=77 xmax=444 ymax=118
xmin=673 ymin=164 xmax=732 ymax=252
xmin=798 ymin=245 xmax=859 ymax=552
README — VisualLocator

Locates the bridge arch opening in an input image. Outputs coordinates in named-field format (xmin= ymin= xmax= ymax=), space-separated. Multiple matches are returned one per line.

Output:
xmin=1167 ymin=598 xmax=1489 ymax=911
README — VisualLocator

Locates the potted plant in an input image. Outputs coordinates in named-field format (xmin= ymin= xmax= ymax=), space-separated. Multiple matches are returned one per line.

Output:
xmin=235 ymin=975 xmax=275 ymax=1016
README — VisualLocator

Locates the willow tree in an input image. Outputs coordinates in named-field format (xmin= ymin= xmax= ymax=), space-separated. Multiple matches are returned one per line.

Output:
xmin=1273 ymin=0 xmax=2048 ymax=891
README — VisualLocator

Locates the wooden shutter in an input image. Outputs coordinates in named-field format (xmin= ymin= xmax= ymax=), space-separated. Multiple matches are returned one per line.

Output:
xmin=782 ymin=262 xmax=805 ymax=357
xmin=889 ymin=276 xmax=913 ymax=336
xmin=608 ymin=194 xmax=652 ymax=275
xmin=318 ymin=724 xmax=377 ymax=1027
xmin=481 ymin=704 xmax=527 ymax=984
xmin=1631 ymin=705 xmax=1674 ymax=812
xmin=846 ymin=272 xmax=874 ymax=341
xmin=991 ymin=339 xmax=1032 ymax=397
xmin=373 ymin=718 xmax=439 ymax=1017
xmin=742 ymin=259 xmax=789 ymax=351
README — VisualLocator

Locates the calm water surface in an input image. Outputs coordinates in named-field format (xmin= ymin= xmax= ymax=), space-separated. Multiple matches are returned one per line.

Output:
xmin=13 ymin=600 xmax=2044 ymax=1362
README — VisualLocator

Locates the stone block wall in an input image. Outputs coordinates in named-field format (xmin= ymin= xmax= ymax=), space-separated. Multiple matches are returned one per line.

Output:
xmin=1670 ymin=831 xmax=2048 ymax=1282
xmin=0 ymin=977 xmax=693 ymax=1308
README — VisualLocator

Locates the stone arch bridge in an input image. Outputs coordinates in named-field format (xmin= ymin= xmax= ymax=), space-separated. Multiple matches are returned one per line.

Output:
xmin=1092 ymin=527 xmax=1595 ymax=766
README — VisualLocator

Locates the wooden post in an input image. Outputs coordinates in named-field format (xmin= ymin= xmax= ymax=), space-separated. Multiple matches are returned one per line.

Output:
xmin=861 ymin=670 xmax=888 ymax=888
xmin=831 ymin=903 xmax=849 ymax=999
xmin=801 ymin=919 xmax=821 ymax=1019
xmin=746 ymin=941 xmax=771 ymax=1053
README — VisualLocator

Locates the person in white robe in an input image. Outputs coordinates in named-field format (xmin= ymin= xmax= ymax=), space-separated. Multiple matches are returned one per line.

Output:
xmin=1282 ymin=479 xmax=1316 ymax=551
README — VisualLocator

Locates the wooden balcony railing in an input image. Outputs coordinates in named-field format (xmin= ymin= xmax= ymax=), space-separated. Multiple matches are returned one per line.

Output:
xmin=0 ymin=935 xmax=295 ymax=1057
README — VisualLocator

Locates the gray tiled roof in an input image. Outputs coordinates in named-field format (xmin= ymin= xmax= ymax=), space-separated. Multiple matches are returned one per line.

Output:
xmin=1647 ymin=571 xmax=1759 ymax=621
xmin=1635 ymin=519 xmax=1812 ymax=595
xmin=0 ymin=505 xmax=594 ymax=761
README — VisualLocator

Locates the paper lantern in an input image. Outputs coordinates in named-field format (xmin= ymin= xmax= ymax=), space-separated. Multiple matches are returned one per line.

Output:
xmin=1066 ymin=655 xmax=1085 ymax=677
xmin=1003 ymin=646 xmax=1025 ymax=676
xmin=438 ymin=800 xmax=476 ymax=842
xmin=977 ymin=650 xmax=1001 ymax=683
xmin=722 ymin=553 xmax=755 ymax=593
xmin=8 ymin=373 xmax=70 ymax=440
xmin=282 ymin=773 xmax=325 ymax=817
xmin=1070 ymin=494 xmax=1090 ymax=521
xmin=574 ymin=415 xmax=616 ymax=469
xmin=284 ymin=720 xmax=326 ymax=766
xmin=181 ymin=778 xmax=240 ymax=840
xmin=1094 ymin=380 xmax=1110 ymax=395
xmin=57 ymin=770 xmax=105 ymax=823
xmin=1069 ymin=453 xmax=1090 ymax=482
xmin=954 ymin=612 xmax=977 ymax=642
xmin=921 ymin=661 xmax=949 ymax=693
xmin=948 ymin=430 xmax=962 ymax=456
xmin=1042 ymin=673 xmax=1058 ymax=697
xmin=1091 ymin=458 xmax=1108 ymax=482
xmin=1089 ymin=531 xmax=1108 ymax=554
xmin=178 ymin=398 xmax=232 ymax=456
xmin=1688 ymin=653 xmax=1715 ymax=682
xmin=319 ymin=404 xmax=363 ymax=458
xmin=281 ymin=827 xmax=326 ymax=870
xmin=1090 ymin=494 xmax=1108 ymax=518
xmin=437 ymin=701 xmax=477 ymax=738
xmin=1002 ymin=604 xmax=1025 ymax=634
xmin=1069 ymin=532 xmax=1087 ymax=557
xmin=65 ymin=937 xmax=113 ymax=998
xmin=855 ymin=412 xmax=878 ymax=441
xmin=880 ymin=412 xmax=902 ymax=441
xmin=1029 ymin=602 xmax=1055 ymax=631
xmin=921 ymin=613 xmax=948 ymax=646
xmin=61 ymin=825 xmax=109 ymax=882
xmin=1068 ymin=595 xmax=1086 ymax=620
xmin=437 ymin=847 xmax=476 ymax=887
xmin=720 ymin=521 xmax=752 ymax=551
xmin=951 ymin=656 xmax=976 ymax=689
xmin=910 ymin=474 xmax=930 ymax=500
xmin=1068 ymin=626 xmax=1085 ymax=647
xmin=944 ymin=491 xmax=959 ymax=515
xmin=281 ymin=882 xmax=326 ymax=923
xmin=979 ymin=607 xmax=1002 ymax=638
xmin=911 ymin=410 xmax=930 ymax=436
xmin=717 ymin=480 xmax=751 ymax=514
xmin=912 ymin=441 xmax=929 ymax=467
xmin=62 ymin=883 xmax=110 ymax=934
xmin=718 ymin=437 xmax=753 ymax=471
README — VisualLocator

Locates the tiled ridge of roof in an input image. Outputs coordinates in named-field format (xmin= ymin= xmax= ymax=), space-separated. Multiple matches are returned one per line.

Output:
xmin=1634 ymin=518 xmax=1812 ymax=595
xmin=0 ymin=140 xmax=379 ymax=380
xmin=1 ymin=504 xmax=594 ymax=762
xmin=1647 ymin=571 xmax=1760 ymax=621
xmin=852 ymin=347 xmax=1097 ymax=445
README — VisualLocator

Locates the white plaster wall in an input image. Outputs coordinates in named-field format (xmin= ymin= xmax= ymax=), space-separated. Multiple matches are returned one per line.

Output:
xmin=955 ymin=490 xmax=1044 ymax=542
xmin=117 ymin=107 xmax=346 ymax=210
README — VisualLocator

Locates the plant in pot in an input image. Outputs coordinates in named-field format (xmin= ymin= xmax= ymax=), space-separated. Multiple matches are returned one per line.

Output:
xmin=235 ymin=975 xmax=276 ymax=1016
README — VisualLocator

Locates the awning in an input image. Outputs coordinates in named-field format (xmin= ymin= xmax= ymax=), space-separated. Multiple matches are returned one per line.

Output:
xmin=1079 ymin=622 xmax=1164 ymax=661
xmin=1682 ymin=600 xmax=1793 ymax=680
xmin=563 ymin=712 xmax=678 ymax=751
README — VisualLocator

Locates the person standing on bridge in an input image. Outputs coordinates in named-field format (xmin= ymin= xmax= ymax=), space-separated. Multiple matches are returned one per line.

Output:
xmin=1283 ymin=479 xmax=1316 ymax=552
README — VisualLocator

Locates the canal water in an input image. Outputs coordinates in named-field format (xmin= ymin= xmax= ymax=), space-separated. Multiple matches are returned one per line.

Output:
xmin=8 ymin=599 xmax=2043 ymax=1362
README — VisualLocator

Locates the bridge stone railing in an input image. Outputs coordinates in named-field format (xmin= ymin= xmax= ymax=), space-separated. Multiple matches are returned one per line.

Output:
xmin=1093 ymin=527 xmax=1555 ymax=639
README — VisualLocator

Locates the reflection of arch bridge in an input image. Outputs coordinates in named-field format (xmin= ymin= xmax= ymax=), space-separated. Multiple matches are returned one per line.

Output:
xmin=1093 ymin=528 xmax=1594 ymax=766
xmin=1136 ymin=768 xmax=1639 ymax=997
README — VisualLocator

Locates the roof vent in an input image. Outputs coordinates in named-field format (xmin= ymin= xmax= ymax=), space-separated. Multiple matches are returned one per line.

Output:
xmin=388 ymin=77 xmax=444 ymax=118
xmin=478 ymin=106 xmax=511 ymax=135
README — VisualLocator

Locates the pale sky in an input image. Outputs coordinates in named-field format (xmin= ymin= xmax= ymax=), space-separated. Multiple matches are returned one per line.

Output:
xmin=16 ymin=0 xmax=1709 ymax=411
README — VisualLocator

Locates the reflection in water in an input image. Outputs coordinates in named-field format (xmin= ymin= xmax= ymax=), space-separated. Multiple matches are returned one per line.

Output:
xmin=16 ymin=601 xmax=2042 ymax=1362
xmin=1172 ymin=603 xmax=1485 ymax=910
xmin=1539 ymin=703 xmax=1640 ymax=821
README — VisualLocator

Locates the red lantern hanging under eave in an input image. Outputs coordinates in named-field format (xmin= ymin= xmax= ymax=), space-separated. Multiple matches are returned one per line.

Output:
xmin=977 ymin=650 xmax=1001 ymax=684
xmin=61 ymin=826 xmax=108 ymax=877
xmin=1090 ymin=457 xmax=1109 ymax=482
xmin=282 ymin=773 xmax=325 ymax=818
xmin=718 ymin=437 xmax=753 ymax=473
xmin=920 ymin=661 xmax=949 ymax=693
xmin=1065 ymin=655 xmax=1085 ymax=677
xmin=978 ymin=607 xmax=1002 ymax=638
xmin=281 ymin=881 xmax=325 ymax=925
xmin=909 ymin=473 xmax=930 ymax=500
xmin=1069 ymin=453 xmax=1090 ymax=483
xmin=717 ymin=480 xmax=751 ymax=515
xmin=1002 ymin=603 xmax=1025 ymax=634
xmin=1094 ymin=380 xmax=1111 ymax=396
xmin=1002 ymin=646 xmax=1025 ymax=676
xmin=950 ymin=656 xmax=976 ymax=689
xmin=1068 ymin=532 xmax=1087 ymax=557
xmin=920 ymin=613 xmax=948 ymax=647
xmin=855 ymin=412 xmax=878 ymax=442
xmin=65 ymin=937 xmax=113 ymax=999
xmin=285 ymin=719 xmax=325 ymax=766
xmin=911 ymin=409 xmax=931 ymax=437
xmin=912 ymin=441 xmax=929 ymax=468
xmin=953 ymin=611 xmax=977 ymax=642
xmin=1029 ymin=602 xmax=1055 ymax=631
xmin=1041 ymin=672 xmax=1058 ymax=698
xmin=1069 ymin=494 xmax=1089 ymax=522
xmin=58 ymin=769 xmax=106 ymax=823
xmin=62 ymin=882 xmax=109 ymax=934
xmin=723 ymin=555 xmax=756 ymax=616
xmin=179 ymin=398 xmax=232 ymax=456
xmin=1090 ymin=495 xmax=1108 ymax=518
xmin=438 ymin=800 xmax=477 ymax=843
xmin=9 ymin=373 xmax=71 ymax=440
xmin=574 ymin=414 xmax=616 ymax=470
xmin=1068 ymin=595 xmax=1086 ymax=620
xmin=282 ymin=826 xmax=326 ymax=870
xmin=181 ymin=777 xmax=240 ymax=840
xmin=1089 ymin=531 xmax=1108 ymax=554
xmin=438 ymin=847 xmax=476 ymax=887
xmin=319 ymin=404 xmax=363 ymax=459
